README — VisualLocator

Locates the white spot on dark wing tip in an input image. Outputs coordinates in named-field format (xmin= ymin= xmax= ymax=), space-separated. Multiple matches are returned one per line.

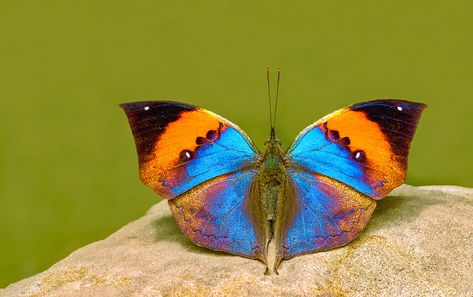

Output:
xmin=144 ymin=106 xmax=150 ymax=111
xmin=185 ymin=151 xmax=191 ymax=158
xmin=355 ymin=151 xmax=362 ymax=159
xmin=397 ymin=106 xmax=403 ymax=111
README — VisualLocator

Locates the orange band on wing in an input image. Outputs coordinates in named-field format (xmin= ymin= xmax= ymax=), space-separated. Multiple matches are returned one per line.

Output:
xmin=121 ymin=101 xmax=258 ymax=199
xmin=324 ymin=110 xmax=404 ymax=193
xmin=140 ymin=109 xmax=222 ymax=181
xmin=327 ymin=110 xmax=391 ymax=159
xmin=155 ymin=110 xmax=220 ymax=166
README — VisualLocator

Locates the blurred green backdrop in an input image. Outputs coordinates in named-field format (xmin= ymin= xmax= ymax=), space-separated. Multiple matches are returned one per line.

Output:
xmin=1 ymin=0 xmax=472 ymax=287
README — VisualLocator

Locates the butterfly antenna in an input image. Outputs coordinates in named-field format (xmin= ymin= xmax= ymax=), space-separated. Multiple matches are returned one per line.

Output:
xmin=273 ymin=67 xmax=280 ymax=131
xmin=266 ymin=67 xmax=274 ymax=132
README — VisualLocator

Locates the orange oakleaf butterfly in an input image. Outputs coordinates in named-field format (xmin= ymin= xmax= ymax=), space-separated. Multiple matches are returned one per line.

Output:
xmin=121 ymin=69 xmax=426 ymax=274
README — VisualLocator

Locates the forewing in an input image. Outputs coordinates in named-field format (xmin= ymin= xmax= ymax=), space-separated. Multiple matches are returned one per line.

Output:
xmin=282 ymin=168 xmax=376 ymax=258
xmin=121 ymin=101 xmax=259 ymax=199
xmin=287 ymin=100 xmax=426 ymax=199
xmin=168 ymin=169 xmax=265 ymax=259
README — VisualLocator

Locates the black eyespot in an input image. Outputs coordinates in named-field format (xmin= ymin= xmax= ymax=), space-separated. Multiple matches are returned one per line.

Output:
xmin=196 ymin=137 xmax=208 ymax=145
xmin=329 ymin=130 xmax=340 ymax=140
xmin=179 ymin=150 xmax=193 ymax=162
xmin=206 ymin=130 xmax=217 ymax=141
xmin=353 ymin=150 xmax=366 ymax=162
xmin=338 ymin=137 xmax=351 ymax=146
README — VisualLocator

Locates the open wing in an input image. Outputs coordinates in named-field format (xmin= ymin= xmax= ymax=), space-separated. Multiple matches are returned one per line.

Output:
xmin=121 ymin=101 xmax=259 ymax=199
xmin=168 ymin=169 xmax=266 ymax=260
xmin=282 ymin=168 xmax=376 ymax=258
xmin=287 ymin=100 xmax=426 ymax=199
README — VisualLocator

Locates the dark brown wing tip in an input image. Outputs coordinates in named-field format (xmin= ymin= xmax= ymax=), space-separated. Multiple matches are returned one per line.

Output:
xmin=350 ymin=99 xmax=426 ymax=110
xmin=120 ymin=100 xmax=197 ymax=112
xmin=120 ymin=101 xmax=197 ymax=158
xmin=349 ymin=99 xmax=426 ymax=158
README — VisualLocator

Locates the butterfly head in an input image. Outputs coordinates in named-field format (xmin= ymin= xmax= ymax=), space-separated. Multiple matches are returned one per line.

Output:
xmin=265 ymin=127 xmax=281 ymax=146
xmin=262 ymin=128 xmax=284 ymax=172
xmin=263 ymin=126 xmax=283 ymax=165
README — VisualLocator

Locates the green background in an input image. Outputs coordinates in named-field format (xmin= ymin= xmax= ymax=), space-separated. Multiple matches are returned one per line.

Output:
xmin=1 ymin=0 xmax=472 ymax=287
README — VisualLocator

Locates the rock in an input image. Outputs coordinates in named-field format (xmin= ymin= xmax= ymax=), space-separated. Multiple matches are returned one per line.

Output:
xmin=2 ymin=185 xmax=473 ymax=297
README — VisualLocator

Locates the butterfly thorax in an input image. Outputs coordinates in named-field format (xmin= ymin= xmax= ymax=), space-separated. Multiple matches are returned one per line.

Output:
xmin=259 ymin=138 xmax=287 ymax=222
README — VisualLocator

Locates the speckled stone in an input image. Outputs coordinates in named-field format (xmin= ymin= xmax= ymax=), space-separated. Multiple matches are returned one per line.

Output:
xmin=2 ymin=185 xmax=473 ymax=297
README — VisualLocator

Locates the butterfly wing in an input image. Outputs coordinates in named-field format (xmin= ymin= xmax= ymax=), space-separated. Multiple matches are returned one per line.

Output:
xmin=281 ymin=168 xmax=376 ymax=258
xmin=168 ymin=169 xmax=266 ymax=260
xmin=287 ymin=100 xmax=426 ymax=199
xmin=121 ymin=101 xmax=259 ymax=199
xmin=122 ymin=101 xmax=265 ymax=259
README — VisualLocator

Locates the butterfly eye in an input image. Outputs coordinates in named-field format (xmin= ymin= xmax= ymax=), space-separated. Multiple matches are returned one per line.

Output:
xmin=179 ymin=150 xmax=193 ymax=162
xmin=353 ymin=150 xmax=366 ymax=162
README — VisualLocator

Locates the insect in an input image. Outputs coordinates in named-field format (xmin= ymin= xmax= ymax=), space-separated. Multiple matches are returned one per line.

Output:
xmin=121 ymin=69 xmax=426 ymax=274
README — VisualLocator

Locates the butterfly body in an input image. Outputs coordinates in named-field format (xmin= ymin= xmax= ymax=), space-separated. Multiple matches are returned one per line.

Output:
xmin=121 ymin=99 xmax=425 ymax=273
xmin=250 ymin=135 xmax=294 ymax=272
xmin=259 ymin=135 xmax=286 ymax=222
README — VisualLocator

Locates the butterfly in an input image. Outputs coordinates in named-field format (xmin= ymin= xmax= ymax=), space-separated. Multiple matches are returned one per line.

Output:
xmin=121 ymin=83 xmax=425 ymax=274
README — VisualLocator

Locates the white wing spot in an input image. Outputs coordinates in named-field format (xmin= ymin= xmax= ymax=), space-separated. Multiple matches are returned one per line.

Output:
xmin=185 ymin=151 xmax=191 ymax=159
xmin=355 ymin=151 xmax=362 ymax=159
xmin=144 ymin=106 xmax=150 ymax=111
xmin=397 ymin=106 xmax=403 ymax=111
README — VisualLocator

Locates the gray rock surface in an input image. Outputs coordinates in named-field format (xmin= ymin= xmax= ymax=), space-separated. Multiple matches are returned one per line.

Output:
xmin=2 ymin=185 xmax=473 ymax=297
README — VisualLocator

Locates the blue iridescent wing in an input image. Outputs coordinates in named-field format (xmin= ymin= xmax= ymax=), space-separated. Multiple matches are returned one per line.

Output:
xmin=282 ymin=168 xmax=376 ymax=258
xmin=121 ymin=101 xmax=259 ymax=199
xmin=287 ymin=100 xmax=426 ymax=199
xmin=168 ymin=169 xmax=265 ymax=260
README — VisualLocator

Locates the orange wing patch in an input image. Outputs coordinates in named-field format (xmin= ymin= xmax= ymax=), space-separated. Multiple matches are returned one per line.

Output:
xmin=122 ymin=101 xmax=259 ymax=200
xmin=139 ymin=109 xmax=222 ymax=192
xmin=152 ymin=110 xmax=221 ymax=168
xmin=323 ymin=110 xmax=405 ymax=197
